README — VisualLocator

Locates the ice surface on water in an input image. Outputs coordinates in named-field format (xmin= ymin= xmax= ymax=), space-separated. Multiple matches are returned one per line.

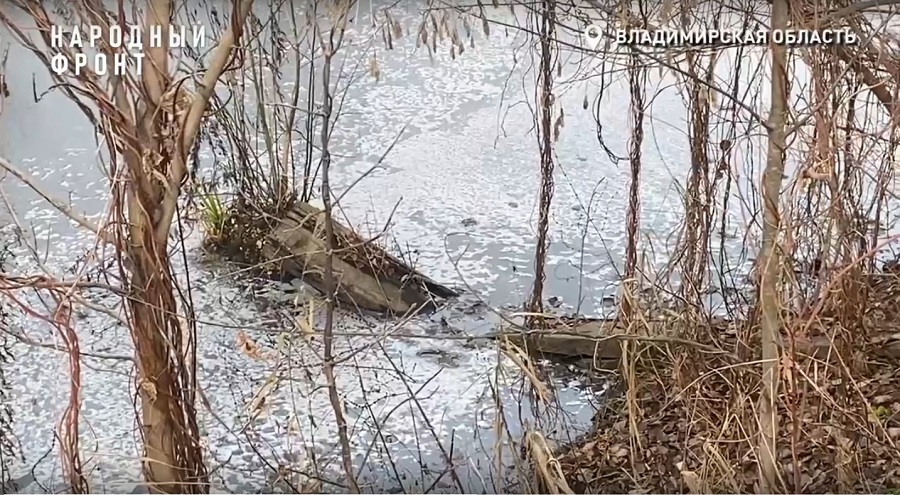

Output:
xmin=2 ymin=211 xmax=601 ymax=493
xmin=0 ymin=6 xmax=606 ymax=493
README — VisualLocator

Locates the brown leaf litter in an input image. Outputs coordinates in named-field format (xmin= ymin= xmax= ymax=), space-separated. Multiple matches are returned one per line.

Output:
xmin=557 ymin=275 xmax=900 ymax=493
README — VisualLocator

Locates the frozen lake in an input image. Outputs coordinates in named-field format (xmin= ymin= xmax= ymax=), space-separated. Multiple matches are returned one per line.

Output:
xmin=3 ymin=1 xmax=895 ymax=493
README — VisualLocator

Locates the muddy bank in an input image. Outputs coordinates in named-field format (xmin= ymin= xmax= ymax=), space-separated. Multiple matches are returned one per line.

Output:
xmin=541 ymin=271 xmax=900 ymax=492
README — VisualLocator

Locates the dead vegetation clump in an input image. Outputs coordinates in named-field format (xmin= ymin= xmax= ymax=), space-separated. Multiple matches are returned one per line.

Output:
xmin=201 ymin=201 xmax=283 ymax=274
xmin=557 ymin=278 xmax=900 ymax=493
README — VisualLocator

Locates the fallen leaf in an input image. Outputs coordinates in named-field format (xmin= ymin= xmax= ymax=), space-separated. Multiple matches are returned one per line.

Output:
xmin=246 ymin=373 xmax=279 ymax=419
xmin=681 ymin=469 xmax=705 ymax=493
xmin=296 ymin=300 xmax=317 ymax=342
xmin=236 ymin=331 xmax=264 ymax=360
xmin=609 ymin=444 xmax=628 ymax=458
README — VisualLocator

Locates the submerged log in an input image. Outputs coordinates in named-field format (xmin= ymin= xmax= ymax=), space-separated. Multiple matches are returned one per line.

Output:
xmin=259 ymin=201 xmax=457 ymax=314
xmin=503 ymin=318 xmax=625 ymax=362
xmin=503 ymin=315 xmax=886 ymax=366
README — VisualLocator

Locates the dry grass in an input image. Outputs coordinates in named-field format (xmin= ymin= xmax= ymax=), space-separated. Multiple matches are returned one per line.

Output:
xmin=558 ymin=276 xmax=900 ymax=493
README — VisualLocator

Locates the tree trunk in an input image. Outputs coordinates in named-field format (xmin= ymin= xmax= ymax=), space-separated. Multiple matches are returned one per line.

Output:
xmin=622 ymin=49 xmax=645 ymax=325
xmin=129 ymin=240 xmax=207 ymax=493
xmin=124 ymin=2 xmax=208 ymax=492
xmin=260 ymin=201 xmax=457 ymax=314
xmin=0 ymin=0 xmax=253 ymax=492
xmin=526 ymin=0 xmax=556 ymax=328
xmin=122 ymin=1 xmax=254 ymax=492
xmin=758 ymin=0 xmax=789 ymax=491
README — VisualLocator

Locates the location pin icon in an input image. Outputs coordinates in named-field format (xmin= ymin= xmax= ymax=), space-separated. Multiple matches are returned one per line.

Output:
xmin=584 ymin=25 xmax=602 ymax=50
